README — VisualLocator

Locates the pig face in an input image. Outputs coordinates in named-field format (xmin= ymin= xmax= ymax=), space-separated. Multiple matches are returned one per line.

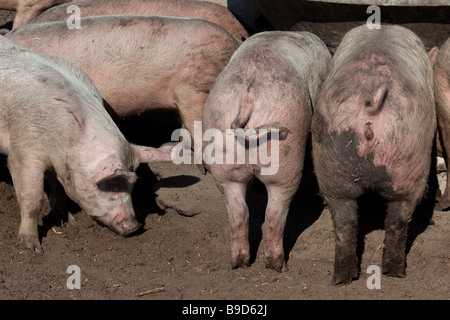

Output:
xmin=91 ymin=178 xmax=141 ymax=237
xmin=66 ymin=154 xmax=142 ymax=236
xmin=61 ymin=143 xmax=174 ymax=236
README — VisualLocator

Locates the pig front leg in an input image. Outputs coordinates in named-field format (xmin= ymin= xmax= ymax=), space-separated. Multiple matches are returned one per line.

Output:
xmin=263 ymin=184 xmax=297 ymax=273
xmin=382 ymin=200 xmax=415 ymax=277
xmin=327 ymin=197 xmax=359 ymax=285
xmin=8 ymin=154 xmax=46 ymax=253
xmin=218 ymin=181 xmax=251 ymax=269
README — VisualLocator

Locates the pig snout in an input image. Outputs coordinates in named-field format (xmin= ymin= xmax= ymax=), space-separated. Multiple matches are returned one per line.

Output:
xmin=96 ymin=211 xmax=142 ymax=236
xmin=113 ymin=217 xmax=142 ymax=236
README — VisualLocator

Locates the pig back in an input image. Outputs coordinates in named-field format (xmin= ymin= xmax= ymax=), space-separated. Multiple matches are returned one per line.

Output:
xmin=30 ymin=0 xmax=249 ymax=40
xmin=0 ymin=36 xmax=125 ymax=158
xmin=6 ymin=15 xmax=240 ymax=117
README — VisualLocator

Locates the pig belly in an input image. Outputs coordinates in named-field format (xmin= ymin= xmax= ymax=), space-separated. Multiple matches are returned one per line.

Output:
xmin=100 ymin=79 xmax=178 ymax=117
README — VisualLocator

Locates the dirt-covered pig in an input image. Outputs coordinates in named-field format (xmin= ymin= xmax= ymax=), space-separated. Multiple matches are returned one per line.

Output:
xmin=0 ymin=36 xmax=173 ymax=252
xmin=311 ymin=25 xmax=436 ymax=284
xmin=6 ymin=15 xmax=240 ymax=141
xmin=31 ymin=0 xmax=248 ymax=40
xmin=203 ymin=31 xmax=331 ymax=272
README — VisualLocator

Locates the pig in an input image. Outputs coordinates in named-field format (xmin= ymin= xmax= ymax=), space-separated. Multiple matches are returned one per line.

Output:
xmin=30 ymin=0 xmax=249 ymax=40
xmin=0 ymin=35 xmax=173 ymax=253
xmin=432 ymin=37 xmax=450 ymax=211
xmin=203 ymin=31 xmax=331 ymax=272
xmin=0 ymin=0 xmax=75 ymax=29
xmin=6 ymin=15 xmax=240 ymax=141
xmin=311 ymin=25 xmax=436 ymax=284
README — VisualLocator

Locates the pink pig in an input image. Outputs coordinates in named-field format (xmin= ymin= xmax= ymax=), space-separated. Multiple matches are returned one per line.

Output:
xmin=0 ymin=36 xmax=173 ymax=252
xmin=6 ymin=15 xmax=240 ymax=140
xmin=312 ymin=25 xmax=436 ymax=284
xmin=203 ymin=31 xmax=330 ymax=272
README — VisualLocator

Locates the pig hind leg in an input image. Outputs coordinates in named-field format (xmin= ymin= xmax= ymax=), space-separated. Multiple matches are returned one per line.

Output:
xmin=263 ymin=184 xmax=298 ymax=272
xmin=326 ymin=197 xmax=360 ymax=285
xmin=217 ymin=180 xmax=251 ymax=268
xmin=382 ymin=199 xmax=417 ymax=277
xmin=8 ymin=153 xmax=46 ymax=253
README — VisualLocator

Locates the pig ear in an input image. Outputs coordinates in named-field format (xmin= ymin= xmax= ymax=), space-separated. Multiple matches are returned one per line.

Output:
xmin=94 ymin=166 xmax=137 ymax=186
xmin=428 ymin=47 xmax=439 ymax=65
xmin=132 ymin=144 xmax=174 ymax=164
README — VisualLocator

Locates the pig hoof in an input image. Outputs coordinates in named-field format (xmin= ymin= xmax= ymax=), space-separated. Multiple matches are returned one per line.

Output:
xmin=230 ymin=255 xmax=250 ymax=269
xmin=264 ymin=255 xmax=286 ymax=273
xmin=17 ymin=234 xmax=43 ymax=253
xmin=68 ymin=213 xmax=77 ymax=224
xmin=333 ymin=268 xmax=359 ymax=285
xmin=435 ymin=198 xmax=450 ymax=211
xmin=382 ymin=261 xmax=406 ymax=278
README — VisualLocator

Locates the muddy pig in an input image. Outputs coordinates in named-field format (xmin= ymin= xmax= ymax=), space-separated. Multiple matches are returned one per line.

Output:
xmin=203 ymin=31 xmax=331 ymax=272
xmin=431 ymin=37 xmax=450 ymax=211
xmin=30 ymin=0 xmax=249 ymax=40
xmin=0 ymin=0 xmax=75 ymax=29
xmin=311 ymin=25 xmax=436 ymax=284
xmin=0 ymin=36 xmax=174 ymax=252
xmin=6 ymin=15 xmax=240 ymax=140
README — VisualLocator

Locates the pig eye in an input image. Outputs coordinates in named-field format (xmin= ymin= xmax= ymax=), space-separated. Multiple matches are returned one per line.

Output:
xmin=97 ymin=177 xmax=132 ymax=193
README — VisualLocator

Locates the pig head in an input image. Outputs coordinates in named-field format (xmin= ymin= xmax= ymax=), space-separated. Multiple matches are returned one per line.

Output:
xmin=60 ymin=144 xmax=173 ymax=236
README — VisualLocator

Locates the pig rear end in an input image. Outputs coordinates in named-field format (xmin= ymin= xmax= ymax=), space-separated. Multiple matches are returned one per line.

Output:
xmin=312 ymin=25 xmax=436 ymax=284
xmin=203 ymin=31 xmax=331 ymax=272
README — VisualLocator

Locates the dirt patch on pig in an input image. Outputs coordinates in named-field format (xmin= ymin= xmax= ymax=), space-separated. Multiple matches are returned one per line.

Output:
xmin=0 ymin=10 xmax=449 ymax=301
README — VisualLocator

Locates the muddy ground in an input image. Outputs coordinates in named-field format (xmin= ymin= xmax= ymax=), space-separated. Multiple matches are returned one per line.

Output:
xmin=0 ymin=8 xmax=449 ymax=301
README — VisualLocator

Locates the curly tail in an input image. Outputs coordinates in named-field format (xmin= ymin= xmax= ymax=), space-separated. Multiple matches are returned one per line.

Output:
xmin=230 ymin=105 xmax=290 ymax=147
xmin=365 ymin=84 xmax=388 ymax=116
